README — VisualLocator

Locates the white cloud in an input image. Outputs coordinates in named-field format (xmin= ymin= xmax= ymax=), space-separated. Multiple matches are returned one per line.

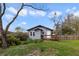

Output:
xmin=36 ymin=10 xmax=46 ymax=16
xmin=8 ymin=7 xmax=27 ymax=16
xmin=8 ymin=7 xmax=17 ymax=14
xmin=66 ymin=9 xmax=71 ymax=13
xmin=65 ymin=7 xmax=79 ymax=17
xmin=29 ymin=10 xmax=36 ymax=15
xmin=29 ymin=10 xmax=46 ymax=17
xmin=72 ymin=7 xmax=77 ymax=10
xmin=21 ymin=22 xmax=26 ymax=25
xmin=48 ymin=11 xmax=62 ymax=18
xmin=5 ymin=14 xmax=13 ymax=22
xmin=19 ymin=9 xmax=28 ymax=16
xmin=73 ymin=11 xmax=79 ymax=17
xmin=8 ymin=7 xmax=46 ymax=17
xmin=66 ymin=7 xmax=77 ymax=13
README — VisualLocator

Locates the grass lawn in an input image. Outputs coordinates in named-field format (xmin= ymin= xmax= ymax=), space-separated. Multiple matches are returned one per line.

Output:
xmin=0 ymin=40 xmax=79 ymax=56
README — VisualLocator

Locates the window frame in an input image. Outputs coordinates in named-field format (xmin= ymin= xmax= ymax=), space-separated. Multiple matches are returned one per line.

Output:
xmin=30 ymin=32 xmax=32 ymax=36
xmin=33 ymin=32 xmax=35 ymax=36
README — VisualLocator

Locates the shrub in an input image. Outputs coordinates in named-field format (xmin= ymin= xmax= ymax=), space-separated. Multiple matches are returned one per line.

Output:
xmin=20 ymin=38 xmax=33 ymax=44
xmin=26 ymin=38 xmax=34 ymax=44
xmin=15 ymin=32 xmax=28 ymax=41
xmin=20 ymin=41 xmax=27 ymax=45
xmin=7 ymin=34 xmax=21 ymax=46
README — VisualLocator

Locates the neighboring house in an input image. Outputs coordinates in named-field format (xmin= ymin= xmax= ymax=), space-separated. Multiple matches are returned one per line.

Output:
xmin=27 ymin=25 xmax=53 ymax=39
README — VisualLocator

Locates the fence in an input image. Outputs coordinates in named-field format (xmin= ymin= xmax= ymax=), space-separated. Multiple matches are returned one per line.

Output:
xmin=44 ymin=35 xmax=79 ymax=40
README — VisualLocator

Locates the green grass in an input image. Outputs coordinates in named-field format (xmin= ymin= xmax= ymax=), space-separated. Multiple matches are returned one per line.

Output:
xmin=0 ymin=40 xmax=79 ymax=56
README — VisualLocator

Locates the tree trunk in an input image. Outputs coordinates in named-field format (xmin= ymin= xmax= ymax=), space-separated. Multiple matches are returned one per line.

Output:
xmin=0 ymin=3 xmax=8 ymax=48
xmin=1 ymin=32 xmax=8 ymax=48
xmin=0 ymin=19 xmax=8 ymax=48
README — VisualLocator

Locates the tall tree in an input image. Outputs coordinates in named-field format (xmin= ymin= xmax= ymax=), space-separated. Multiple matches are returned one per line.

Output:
xmin=0 ymin=3 xmax=24 ymax=48
xmin=50 ymin=12 xmax=63 ymax=35
xmin=0 ymin=3 xmax=46 ymax=48
xmin=61 ymin=14 xmax=79 ymax=35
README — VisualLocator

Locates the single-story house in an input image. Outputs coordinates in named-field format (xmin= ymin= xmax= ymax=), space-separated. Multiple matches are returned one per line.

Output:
xmin=27 ymin=25 xmax=53 ymax=39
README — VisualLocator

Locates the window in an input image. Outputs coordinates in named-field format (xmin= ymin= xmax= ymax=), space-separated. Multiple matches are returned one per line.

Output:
xmin=33 ymin=32 xmax=35 ymax=36
xmin=30 ymin=32 xmax=35 ymax=36
xmin=30 ymin=32 xmax=32 ymax=36
xmin=42 ymin=32 xmax=44 ymax=34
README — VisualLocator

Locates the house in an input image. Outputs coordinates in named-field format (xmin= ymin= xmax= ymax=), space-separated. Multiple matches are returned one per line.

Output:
xmin=27 ymin=25 xmax=53 ymax=39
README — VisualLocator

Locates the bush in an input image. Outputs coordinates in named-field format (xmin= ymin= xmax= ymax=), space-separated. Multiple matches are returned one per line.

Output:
xmin=20 ymin=41 xmax=27 ymax=45
xmin=7 ymin=34 xmax=21 ymax=46
xmin=20 ymin=38 xmax=33 ymax=44
xmin=26 ymin=38 xmax=34 ymax=44
xmin=15 ymin=32 xmax=28 ymax=41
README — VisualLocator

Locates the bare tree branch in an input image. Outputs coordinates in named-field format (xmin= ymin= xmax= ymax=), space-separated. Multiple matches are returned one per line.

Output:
xmin=5 ymin=3 xmax=46 ymax=34
xmin=23 ymin=4 xmax=46 ymax=11
xmin=0 ymin=4 xmax=2 ymax=16
xmin=5 ymin=3 xmax=24 ymax=33
xmin=0 ymin=3 xmax=48 ymax=48
xmin=1 ymin=3 xmax=6 ymax=17
xmin=0 ymin=3 xmax=6 ymax=18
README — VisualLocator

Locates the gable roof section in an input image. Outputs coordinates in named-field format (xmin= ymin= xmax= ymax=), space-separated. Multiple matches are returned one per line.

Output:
xmin=27 ymin=25 xmax=53 ymax=31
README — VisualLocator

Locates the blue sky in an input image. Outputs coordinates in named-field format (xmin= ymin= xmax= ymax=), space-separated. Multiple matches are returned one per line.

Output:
xmin=2 ymin=3 xmax=79 ymax=32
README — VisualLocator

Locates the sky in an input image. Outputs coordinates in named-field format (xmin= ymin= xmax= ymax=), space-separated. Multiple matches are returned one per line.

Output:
xmin=2 ymin=3 xmax=79 ymax=32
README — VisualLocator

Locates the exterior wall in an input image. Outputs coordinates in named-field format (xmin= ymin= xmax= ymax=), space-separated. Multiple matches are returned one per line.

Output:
xmin=46 ymin=30 xmax=51 ymax=38
xmin=35 ymin=30 xmax=41 ymax=39
xmin=28 ymin=27 xmax=52 ymax=39
xmin=28 ymin=29 xmax=41 ymax=39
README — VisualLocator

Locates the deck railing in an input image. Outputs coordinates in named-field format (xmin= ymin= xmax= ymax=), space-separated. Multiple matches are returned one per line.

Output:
xmin=44 ymin=35 xmax=79 ymax=40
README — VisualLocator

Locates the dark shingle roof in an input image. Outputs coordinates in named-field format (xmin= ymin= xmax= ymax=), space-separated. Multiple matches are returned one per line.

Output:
xmin=27 ymin=25 xmax=53 ymax=31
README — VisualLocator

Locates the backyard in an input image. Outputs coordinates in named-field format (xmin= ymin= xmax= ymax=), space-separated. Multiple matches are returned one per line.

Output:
xmin=0 ymin=40 xmax=79 ymax=56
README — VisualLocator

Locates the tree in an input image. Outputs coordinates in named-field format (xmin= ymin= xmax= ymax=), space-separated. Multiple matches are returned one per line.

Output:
xmin=0 ymin=3 xmax=24 ymax=48
xmin=15 ymin=27 xmax=23 ymax=32
xmin=50 ymin=12 xmax=63 ymax=35
xmin=61 ymin=25 xmax=75 ymax=35
xmin=61 ymin=14 xmax=79 ymax=35
xmin=0 ymin=3 xmax=46 ymax=48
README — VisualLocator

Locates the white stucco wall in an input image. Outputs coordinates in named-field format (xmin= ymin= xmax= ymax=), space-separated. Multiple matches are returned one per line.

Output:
xmin=35 ymin=30 xmax=41 ymax=39
xmin=46 ymin=30 xmax=51 ymax=38
xmin=28 ymin=30 xmax=41 ymax=39
xmin=28 ymin=27 xmax=52 ymax=39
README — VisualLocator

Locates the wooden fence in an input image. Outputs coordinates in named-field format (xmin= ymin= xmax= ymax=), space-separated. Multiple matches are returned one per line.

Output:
xmin=44 ymin=35 xmax=79 ymax=40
